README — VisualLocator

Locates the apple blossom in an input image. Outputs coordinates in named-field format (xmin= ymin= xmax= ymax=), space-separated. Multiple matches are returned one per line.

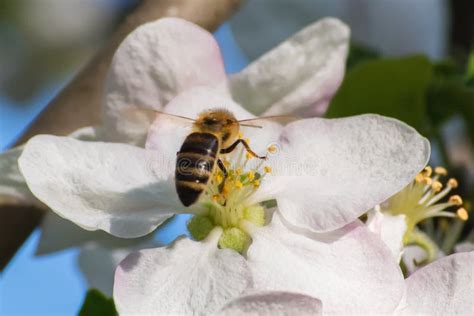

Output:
xmin=17 ymin=17 xmax=431 ymax=314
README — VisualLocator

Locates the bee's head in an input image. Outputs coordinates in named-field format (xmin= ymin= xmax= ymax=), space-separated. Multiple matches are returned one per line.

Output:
xmin=195 ymin=109 xmax=240 ymax=146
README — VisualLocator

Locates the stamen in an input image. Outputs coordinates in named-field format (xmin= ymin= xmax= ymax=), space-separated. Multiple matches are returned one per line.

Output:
xmin=235 ymin=180 xmax=243 ymax=189
xmin=264 ymin=166 xmax=272 ymax=174
xmin=253 ymin=180 xmax=260 ymax=188
xmin=448 ymin=178 xmax=458 ymax=188
xmin=246 ymin=152 xmax=253 ymax=160
xmin=434 ymin=166 xmax=447 ymax=175
xmin=247 ymin=171 xmax=255 ymax=181
xmin=431 ymin=181 xmax=443 ymax=192
xmin=449 ymin=195 xmax=463 ymax=206
xmin=422 ymin=166 xmax=433 ymax=177
xmin=457 ymin=207 xmax=469 ymax=221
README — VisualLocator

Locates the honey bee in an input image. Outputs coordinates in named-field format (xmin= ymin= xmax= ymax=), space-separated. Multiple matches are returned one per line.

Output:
xmin=123 ymin=107 xmax=295 ymax=206
xmin=176 ymin=109 xmax=269 ymax=206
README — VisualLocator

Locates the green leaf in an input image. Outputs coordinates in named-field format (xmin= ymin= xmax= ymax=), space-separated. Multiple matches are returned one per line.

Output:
xmin=346 ymin=43 xmax=380 ymax=70
xmin=466 ymin=50 xmax=474 ymax=82
xmin=326 ymin=56 xmax=433 ymax=133
xmin=78 ymin=289 xmax=117 ymax=316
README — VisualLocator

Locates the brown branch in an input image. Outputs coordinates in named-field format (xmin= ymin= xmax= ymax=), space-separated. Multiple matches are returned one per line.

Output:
xmin=0 ymin=0 xmax=242 ymax=271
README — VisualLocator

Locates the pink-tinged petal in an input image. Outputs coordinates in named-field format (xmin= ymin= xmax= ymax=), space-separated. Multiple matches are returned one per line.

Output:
xmin=229 ymin=18 xmax=349 ymax=116
xmin=103 ymin=17 xmax=226 ymax=145
xmin=366 ymin=208 xmax=406 ymax=261
xmin=216 ymin=291 xmax=322 ymax=316
xmin=245 ymin=214 xmax=405 ymax=314
xmin=19 ymin=135 xmax=180 ymax=238
xmin=403 ymin=252 xmax=474 ymax=315
xmin=258 ymin=114 xmax=429 ymax=233
xmin=114 ymin=229 xmax=253 ymax=315
xmin=78 ymin=237 xmax=159 ymax=296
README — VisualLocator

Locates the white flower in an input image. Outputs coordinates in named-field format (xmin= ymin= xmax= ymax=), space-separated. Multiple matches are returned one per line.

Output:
xmin=216 ymin=252 xmax=474 ymax=315
xmin=18 ymin=17 xmax=431 ymax=314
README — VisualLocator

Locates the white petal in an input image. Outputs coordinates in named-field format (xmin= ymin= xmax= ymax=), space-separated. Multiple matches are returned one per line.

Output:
xmin=103 ymin=18 xmax=226 ymax=145
xmin=260 ymin=114 xmax=430 ymax=232
xmin=245 ymin=214 xmax=405 ymax=314
xmin=0 ymin=146 xmax=38 ymax=205
xmin=366 ymin=208 xmax=406 ymax=261
xmin=19 ymin=135 xmax=180 ymax=238
xmin=36 ymin=212 xmax=149 ymax=255
xmin=229 ymin=18 xmax=349 ymax=116
xmin=78 ymin=237 xmax=158 ymax=296
xmin=0 ymin=126 xmax=98 ymax=206
xmin=403 ymin=252 xmax=474 ymax=315
xmin=455 ymin=241 xmax=474 ymax=253
xmin=216 ymin=291 xmax=322 ymax=316
xmin=114 ymin=229 xmax=253 ymax=315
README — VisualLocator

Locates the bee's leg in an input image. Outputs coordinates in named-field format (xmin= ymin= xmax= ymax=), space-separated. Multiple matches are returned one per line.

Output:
xmin=217 ymin=159 xmax=228 ymax=193
xmin=220 ymin=139 xmax=267 ymax=160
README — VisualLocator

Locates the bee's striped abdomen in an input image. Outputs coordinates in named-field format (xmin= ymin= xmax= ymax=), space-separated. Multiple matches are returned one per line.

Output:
xmin=175 ymin=132 xmax=219 ymax=206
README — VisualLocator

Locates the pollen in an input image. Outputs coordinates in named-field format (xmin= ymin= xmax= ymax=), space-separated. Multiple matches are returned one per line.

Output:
xmin=457 ymin=207 xmax=469 ymax=221
xmin=449 ymin=195 xmax=463 ymax=206
xmin=235 ymin=168 xmax=242 ymax=176
xmin=215 ymin=173 xmax=223 ymax=184
xmin=267 ymin=144 xmax=278 ymax=154
xmin=253 ymin=180 xmax=260 ymax=188
xmin=264 ymin=166 xmax=272 ymax=174
xmin=246 ymin=152 xmax=254 ymax=160
xmin=235 ymin=180 xmax=243 ymax=189
xmin=247 ymin=171 xmax=255 ymax=181
xmin=435 ymin=166 xmax=448 ymax=175
xmin=212 ymin=194 xmax=220 ymax=201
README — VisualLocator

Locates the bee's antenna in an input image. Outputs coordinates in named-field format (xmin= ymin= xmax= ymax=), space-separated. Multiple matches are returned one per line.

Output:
xmin=240 ymin=124 xmax=263 ymax=129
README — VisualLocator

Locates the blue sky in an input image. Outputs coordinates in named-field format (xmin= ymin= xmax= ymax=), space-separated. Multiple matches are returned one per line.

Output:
xmin=0 ymin=23 xmax=247 ymax=316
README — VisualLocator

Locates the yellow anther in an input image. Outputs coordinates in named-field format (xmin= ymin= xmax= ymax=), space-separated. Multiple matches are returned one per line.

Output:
xmin=423 ymin=177 xmax=433 ymax=185
xmin=422 ymin=166 xmax=433 ymax=177
xmin=431 ymin=181 xmax=443 ymax=192
xmin=235 ymin=168 xmax=242 ymax=176
xmin=457 ymin=207 xmax=469 ymax=221
xmin=212 ymin=194 xmax=220 ymax=201
xmin=253 ymin=180 xmax=260 ymax=188
xmin=223 ymin=160 xmax=231 ymax=168
xmin=434 ymin=166 xmax=447 ymax=176
xmin=244 ymin=138 xmax=250 ymax=144
xmin=235 ymin=180 xmax=243 ymax=189
xmin=246 ymin=152 xmax=254 ymax=160
xmin=238 ymin=132 xmax=244 ymax=139
xmin=215 ymin=173 xmax=223 ymax=184
xmin=264 ymin=166 xmax=272 ymax=174
xmin=449 ymin=195 xmax=463 ymax=206
xmin=247 ymin=171 xmax=255 ymax=181
xmin=267 ymin=144 xmax=278 ymax=154
xmin=448 ymin=178 xmax=458 ymax=188
xmin=415 ymin=173 xmax=424 ymax=183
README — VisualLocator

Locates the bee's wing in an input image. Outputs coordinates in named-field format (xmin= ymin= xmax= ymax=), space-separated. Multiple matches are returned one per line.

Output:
xmin=120 ymin=107 xmax=196 ymax=127
xmin=238 ymin=115 xmax=299 ymax=128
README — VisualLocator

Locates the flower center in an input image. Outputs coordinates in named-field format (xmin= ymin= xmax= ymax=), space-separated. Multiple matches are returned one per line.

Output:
xmin=187 ymin=138 xmax=275 ymax=253
xmin=380 ymin=166 xmax=469 ymax=262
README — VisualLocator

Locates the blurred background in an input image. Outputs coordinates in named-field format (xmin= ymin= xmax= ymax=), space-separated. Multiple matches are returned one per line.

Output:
xmin=0 ymin=0 xmax=473 ymax=314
